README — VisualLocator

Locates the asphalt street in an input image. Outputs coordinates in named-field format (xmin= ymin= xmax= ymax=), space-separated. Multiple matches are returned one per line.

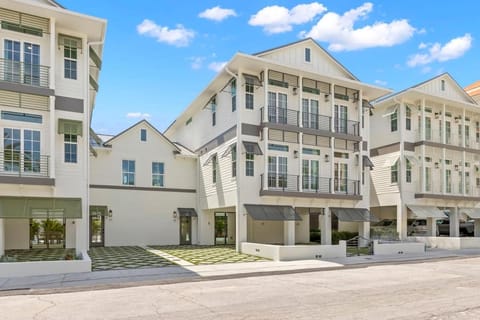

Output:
xmin=2 ymin=257 xmax=480 ymax=319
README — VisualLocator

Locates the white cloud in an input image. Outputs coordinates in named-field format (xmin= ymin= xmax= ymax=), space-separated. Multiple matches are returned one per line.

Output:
xmin=302 ymin=2 xmax=415 ymax=51
xmin=374 ymin=79 xmax=387 ymax=86
xmin=418 ymin=42 xmax=428 ymax=49
xmin=126 ymin=112 xmax=151 ymax=119
xmin=189 ymin=56 xmax=205 ymax=70
xmin=199 ymin=6 xmax=237 ymax=22
xmin=208 ymin=61 xmax=227 ymax=72
xmin=249 ymin=2 xmax=327 ymax=34
xmin=137 ymin=19 xmax=194 ymax=47
xmin=407 ymin=33 xmax=473 ymax=67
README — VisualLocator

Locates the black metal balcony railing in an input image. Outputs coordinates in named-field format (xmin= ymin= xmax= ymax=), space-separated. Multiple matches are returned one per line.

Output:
xmin=0 ymin=151 xmax=49 ymax=177
xmin=261 ymin=107 xmax=299 ymax=126
xmin=335 ymin=120 xmax=360 ymax=136
xmin=302 ymin=113 xmax=331 ymax=131
xmin=0 ymin=58 xmax=50 ymax=88
xmin=260 ymin=174 xmax=360 ymax=196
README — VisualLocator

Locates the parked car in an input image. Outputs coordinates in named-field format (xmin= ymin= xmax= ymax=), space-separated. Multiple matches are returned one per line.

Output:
xmin=437 ymin=219 xmax=474 ymax=236
xmin=370 ymin=219 xmax=428 ymax=239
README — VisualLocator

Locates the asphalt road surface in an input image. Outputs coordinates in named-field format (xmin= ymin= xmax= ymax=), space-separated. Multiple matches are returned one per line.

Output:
xmin=2 ymin=257 xmax=480 ymax=319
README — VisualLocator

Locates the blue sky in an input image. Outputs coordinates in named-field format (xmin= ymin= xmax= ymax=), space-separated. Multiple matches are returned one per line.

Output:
xmin=58 ymin=0 xmax=478 ymax=135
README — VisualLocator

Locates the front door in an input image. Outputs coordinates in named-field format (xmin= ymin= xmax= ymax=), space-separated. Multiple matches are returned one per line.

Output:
xmin=215 ymin=213 xmax=228 ymax=245
xmin=179 ymin=216 xmax=192 ymax=245
xmin=89 ymin=214 xmax=104 ymax=247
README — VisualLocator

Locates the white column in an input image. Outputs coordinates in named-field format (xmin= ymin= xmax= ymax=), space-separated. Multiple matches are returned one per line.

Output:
xmin=236 ymin=70 xmax=246 ymax=252
xmin=49 ymin=18 xmax=56 ymax=179
xmin=283 ymin=221 xmax=295 ymax=245
xmin=298 ymin=132 xmax=303 ymax=192
xmin=263 ymin=68 xmax=269 ymax=192
xmin=396 ymin=202 xmax=408 ymax=240
xmin=330 ymin=83 xmax=335 ymax=193
xmin=449 ymin=207 xmax=460 ymax=237
xmin=462 ymin=108 xmax=466 ymax=195
xmin=0 ymin=219 xmax=4 ymax=256
xmin=358 ymin=222 xmax=369 ymax=247
xmin=358 ymin=89 xmax=363 ymax=196
xmin=298 ymin=75 xmax=303 ymax=128
xmin=474 ymin=220 xmax=480 ymax=237
xmin=421 ymin=98 xmax=426 ymax=193
xmin=321 ymin=208 xmax=332 ymax=245
xmin=426 ymin=218 xmax=437 ymax=236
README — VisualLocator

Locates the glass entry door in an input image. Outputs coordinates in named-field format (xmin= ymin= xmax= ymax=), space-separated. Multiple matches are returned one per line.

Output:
xmin=90 ymin=214 xmax=104 ymax=247
xmin=179 ymin=216 xmax=192 ymax=245
xmin=215 ymin=213 xmax=228 ymax=245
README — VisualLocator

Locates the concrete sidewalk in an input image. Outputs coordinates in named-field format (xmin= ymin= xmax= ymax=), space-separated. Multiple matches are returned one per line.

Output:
xmin=1 ymin=248 xmax=480 ymax=294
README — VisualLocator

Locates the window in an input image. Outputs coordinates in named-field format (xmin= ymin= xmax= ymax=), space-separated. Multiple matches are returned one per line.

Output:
xmin=305 ymin=48 xmax=311 ymax=62
xmin=334 ymin=105 xmax=348 ymax=134
xmin=268 ymin=156 xmax=287 ymax=188
xmin=212 ymin=154 xmax=217 ymax=183
xmin=186 ymin=117 xmax=192 ymax=126
xmin=268 ymin=144 xmax=289 ymax=152
xmin=64 ymin=133 xmax=77 ymax=163
xmin=231 ymin=80 xmax=236 ymax=112
xmin=4 ymin=40 xmax=41 ymax=86
xmin=302 ymin=148 xmax=320 ymax=155
xmin=245 ymin=78 xmax=254 ymax=109
xmin=391 ymin=109 xmax=398 ymax=132
xmin=211 ymin=98 xmax=216 ymax=126
xmin=140 ymin=129 xmax=147 ymax=142
xmin=122 ymin=160 xmax=135 ymax=185
xmin=476 ymin=122 xmax=480 ymax=143
xmin=231 ymin=145 xmax=236 ymax=178
xmin=245 ymin=152 xmax=254 ymax=176
xmin=1 ymin=111 xmax=42 ymax=123
xmin=446 ymin=121 xmax=451 ymax=144
xmin=441 ymin=80 xmax=445 ymax=91
xmin=425 ymin=117 xmax=431 ymax=140
xmin=406 ymin=106 xmax=411 ymax=131
xmin=64 ymin=38 xmax=77 ymax=79
xmin=334 ymin=163 xmax=348 ymax=192
xmin=302 ymin=159 xmax=319 ymax=191
xmin=446 ymin=169 xmax=452 ymax=193
xmin=391 ymin=160 xmax=398 ymax=183
xmin=4 ymin=128 xmax=41 ymax=173
xmin=152 ymin=162 xmax=164 ymax=187
xmin=406 ymin=159 xmax=411 ymax=183
xmin=465 ymin=125 xmax=470 ymax=147
xmin=334 ymin=152 xmax=349 ymax=159
xmin=425 ymin=167 xmax=431 ymax=192
xmin=268 ymin=92 xmax=287 ymax=124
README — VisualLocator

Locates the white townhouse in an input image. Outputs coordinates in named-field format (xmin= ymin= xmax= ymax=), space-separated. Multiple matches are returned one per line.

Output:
xmin=370 ymin=73 xmax=480 ymax=240
xmin=89 ymin=120 xmax=198 ymax=247
xmin=165 ymin=38 xmax=390 ymax=250
xmin=0 ymin=0 xmax=105 ymax=258
xmin=465 ymin=81 xmax=480 ymax=104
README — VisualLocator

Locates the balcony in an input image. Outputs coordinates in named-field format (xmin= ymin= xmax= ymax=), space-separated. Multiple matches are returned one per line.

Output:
xmin=334 ymin=120 xmax=360 ymax=136
xmin=302 ymin=112 xmax=331 ymax=132
xmin=415 ymin=129 xmax=480 ymax=149
xmin=415 ymin=179 xmax=480 ymax=200
xmin=0 ymin=58 xmax=50 ymax=88
xmin=0 ymin=151 xmax=50 ymax=181
xmin=261 ymin=107 xmax=299 ymax=126
xmin=260 ymin=174 xmax=361 ymax=199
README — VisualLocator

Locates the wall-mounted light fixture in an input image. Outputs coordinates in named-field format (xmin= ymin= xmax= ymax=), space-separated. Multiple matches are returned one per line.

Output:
xmin=172 ymin=210 xmax=177 ymax=221
xmin=434 ymin=112 xmax=440 ymax=119
xmin=292 ymin=87 xmax=298 ymax=95
xmin=324 ymin=93 xmax=330 ymax=102
xmin=293 ymin=150 xmax=299 ymax=158
xmin=454 ymin=164 xmax=459 ymax=171
xmin=108 ymin=209 xmax=113 ymax=218
xmin=455 ymin=116 xmax=461 ymax=123
xmin=435 ymin=162 xmax=439 ymax=169
xmin=325 ymin=154 xmax=330 ymax=162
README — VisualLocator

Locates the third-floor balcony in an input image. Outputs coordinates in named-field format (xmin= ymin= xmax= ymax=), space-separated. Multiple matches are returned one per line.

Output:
xmin=415 ymin=129 xmax=480 ymax=149
xmin=260 ymin=107 xmax=360 ymax=137
xmin=0 ymin=58 xmax=50 ymax=88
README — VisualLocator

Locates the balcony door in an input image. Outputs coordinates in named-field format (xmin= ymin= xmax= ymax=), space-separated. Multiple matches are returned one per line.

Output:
xmin=23 ymin=42 xmax=41 ymax=86
xmin=334 ymin=105 xmax=348 ymax=134
xmin=4 ymin=40 xmax=21 ymax=83
xmin=334 ymin=163 xmax=348 ymax=193
xmin=268 ymin=156 xmax=288 ymax=189
xmin=3 ymin=128 xmax=41 ymax=174
xmin=3 ymin=40 xmax=40 ymax=86
xmin=268 ymin=92 xmax=287 ymax=124
xmin=302 ymin=99 xmax=319 ymax=129
xmin=302 ymin=159 xmax=319 ymax=191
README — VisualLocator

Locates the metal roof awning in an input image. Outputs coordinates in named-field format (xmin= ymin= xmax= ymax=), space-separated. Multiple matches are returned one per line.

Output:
xmin=202 ymin=153 xmax=217 ymax=166
xmin=382 ymin=104 xmax=398 ymax=118
xmin=243 ymin=141 xmax=263 ymax=155
xmin=382 ymin=152 xmax=400 ymax=167
xmin=460 ymin=208 xmax=480 ymax=219
xmin=244 ymin=204 xmax=301 ymax=221
xmin=178 ymin=208 xmax=198 ymax=217
xmin=362 ymin=155 xmax=374 ymax=169
xmin=0 ymin=197 xmax=82 ymax=219
xmin=404 ymin=154 xmax=419 ymax=166
xmin=330 ymin=207 xmax=378 ymax=222
xmin=222 ymin=143 xmax=235 ymax=157
xmin=407 ymin=205 xmax=446 ymax=219
xmin=243 ymin=74 xmax=263 ymax=87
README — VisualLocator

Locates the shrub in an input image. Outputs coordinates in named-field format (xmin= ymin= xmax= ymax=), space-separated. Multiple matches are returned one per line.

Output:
xmin=332 ymin=231 xmax=358 ymax=244
xmin=310 ymin=229 xmax=321 ymax=242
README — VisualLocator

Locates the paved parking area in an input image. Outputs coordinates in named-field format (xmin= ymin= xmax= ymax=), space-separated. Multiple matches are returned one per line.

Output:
xmin=88 ymin=246 xmax=175 ymax=271
xmin=3 ymin=248 xmax=75 ymax=262
xmin=148 ymin=245 xmax=268 ymax=265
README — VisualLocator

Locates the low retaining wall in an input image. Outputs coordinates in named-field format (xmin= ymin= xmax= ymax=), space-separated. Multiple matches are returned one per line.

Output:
xmin=373 ymin=240 xmax=425 ymax=255
xmin=410 ymin=236 xmax=480 ymax=249
xmin=241 ymin=241 xmax=346 ymax=261
xmin=0 ymin=250 xmax=91 ymax=278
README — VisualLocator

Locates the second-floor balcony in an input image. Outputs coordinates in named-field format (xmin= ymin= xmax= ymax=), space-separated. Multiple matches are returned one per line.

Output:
xmin=0 ymin=151 xmax=49 ymax=178
xmin=415 ymin=129 xmax=480 ymax=150
xmin=0 ymin=58 xmax=50 ymax=88
xmin=260 ymin=174 xmax=361 ymax=198
xmin=260 ymin=107 xmax=360 ymax=136
xmin=416 ymin=178 xmax=480 ymax=199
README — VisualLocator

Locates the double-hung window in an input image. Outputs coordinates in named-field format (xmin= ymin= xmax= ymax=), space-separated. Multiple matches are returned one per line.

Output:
xmin=391 ymin=110 xmax=398 ymax=132
xmin=4 ymin=128 xmax=41 ymax=173
xmin=391 ymin=160 xmax=398 ymax=183
xmin=64 ymin=38 xmax=78 ymax=80
xmin=405 ymin=106 xmax=411 ymax=130
xmin=231 ymin=80 xmax=236 ymax=112
xmin=64 ymin=133 xmax=78 ymax=163
xmin=245 ymin=152 xmax=254 ymax=176
xmin=140 ymin=129 xmax=147 ymax=142
xmin=122 ymin=160 xmax=135 ymax=185
xmin=231 ymin=145 xmax=237 ymax=178
xmin=406 ymin=159 xmax=411 ymax=183
xmin=212 ymin=154 xmax=217 ymax=183
xmin=152 ymin=162 xmax=164 ymax=187
xmin=245 ymin=78 xmax=254 ymax=109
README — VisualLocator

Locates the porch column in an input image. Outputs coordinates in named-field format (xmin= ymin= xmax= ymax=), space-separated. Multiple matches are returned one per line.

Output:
xmin=449 ymin=207 xmax=460 ymax=237
xmin=426 ymin=218 xmax=437 ymax=236
xmin=474 ymin=220 xmax=480 ymax=237
xmin=321 ymin=207 xmax=332 ymax=245
xmin=358 ymin=221 xmax=369 ymax=247
xmin=283 ymin=221 xmax=295 ymax=245
xmin=396 ymin=203 xmax=408 ymax=240
xmin=0 ymin=219 xmax=4 ymax=256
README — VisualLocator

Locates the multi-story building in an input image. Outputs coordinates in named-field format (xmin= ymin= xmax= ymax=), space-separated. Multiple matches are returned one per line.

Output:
xmin=370 ymin=73 xmax=480 ymax=239
xmin=465 ymin=81 xmax=480 ymax=104
xmin=89 ymin=120 xmax=198 ymax=247
xmin=0 ymin=0 xmax=106 ymax=258
xmin=165 ymin=38 xmax=390 ymax=250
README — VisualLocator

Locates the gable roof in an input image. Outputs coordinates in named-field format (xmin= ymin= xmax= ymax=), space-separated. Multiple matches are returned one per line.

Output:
xmin=465 ymin=80 xmax=480 ymax=97
xmin=103 ymin=120 xmax=181 ymax=153
xmin=254 ymin=38 xmax=359 ymax=81
xmin=374 ymin=73 xmax=477 ymax=105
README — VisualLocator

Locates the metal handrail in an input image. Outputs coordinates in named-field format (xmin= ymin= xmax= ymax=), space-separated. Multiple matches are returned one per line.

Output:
xmin=0 ymin=151 xmax=49 ymax=177
xmin=333 ymin=178 xmax=360 ymax=195
xmin=334 ymin=119 xmax=360 ymax=136
xmin=0 ymin=58 xmax=50 ymax=88
xmin=302 ymin=112 xmax=331 ymax=131
xmin=261 ymin=107 xmax=299 ymax=126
